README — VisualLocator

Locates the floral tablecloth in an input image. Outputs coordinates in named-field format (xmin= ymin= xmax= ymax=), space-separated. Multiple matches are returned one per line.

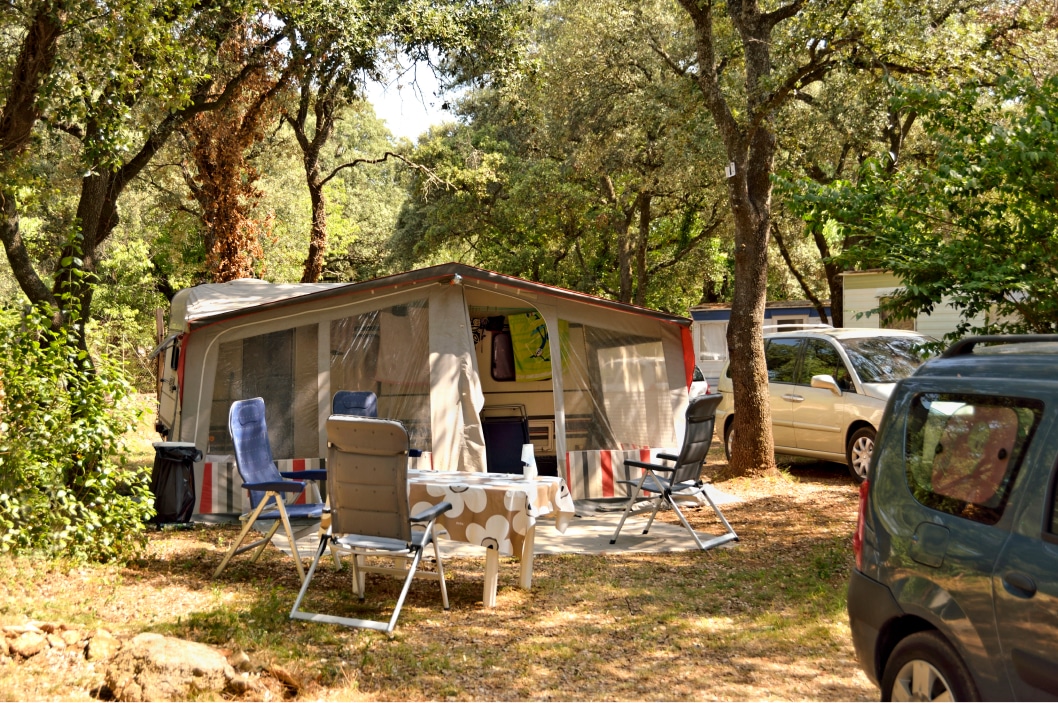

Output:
xmin=408 ymin=471 xmax=574 ymax=558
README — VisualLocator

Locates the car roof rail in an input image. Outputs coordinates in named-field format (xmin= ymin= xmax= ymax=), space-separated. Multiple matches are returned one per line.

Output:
xmin=761 ymin=323 xmax=834 ymax=333
xmin=941 ymin=334 xmax=1058 ymax=358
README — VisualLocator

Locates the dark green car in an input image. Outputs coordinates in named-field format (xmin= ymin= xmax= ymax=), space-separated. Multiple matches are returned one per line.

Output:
xmin=848 ymin=335 xmax=1058 ymax=701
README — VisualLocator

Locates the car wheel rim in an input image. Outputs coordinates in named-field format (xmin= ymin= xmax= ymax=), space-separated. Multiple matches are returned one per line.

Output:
xmin=850 ymin=435 xmax=873 ymax=478
xmin=726 ymin=426 xmax=734 ymax=460
xmin=891 ymin=659 xmax=955 ymax=702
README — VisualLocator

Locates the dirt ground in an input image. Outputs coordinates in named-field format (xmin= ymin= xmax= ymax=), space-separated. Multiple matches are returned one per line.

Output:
xmin=0 ymin=448 xmax=878 ymax=702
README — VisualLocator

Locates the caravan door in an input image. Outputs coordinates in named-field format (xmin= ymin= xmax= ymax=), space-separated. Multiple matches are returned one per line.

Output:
xmin=154 ymin=334 xmax=182 ymax=438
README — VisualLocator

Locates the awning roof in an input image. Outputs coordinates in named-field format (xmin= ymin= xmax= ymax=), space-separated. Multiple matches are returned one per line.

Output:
xmin=171 ymin=263 xmax=691 ymax=331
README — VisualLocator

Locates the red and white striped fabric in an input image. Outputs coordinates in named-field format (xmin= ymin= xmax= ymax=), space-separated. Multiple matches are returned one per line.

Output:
xmin=564 ymin=448 xmax=677 ymax=501
xmin=194 ymin=458 xmax=324 ymax=516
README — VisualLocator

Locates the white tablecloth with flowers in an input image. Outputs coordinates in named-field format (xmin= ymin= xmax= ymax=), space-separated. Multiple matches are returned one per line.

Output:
xmin=407 ymin=470 xmax=575 ymax=606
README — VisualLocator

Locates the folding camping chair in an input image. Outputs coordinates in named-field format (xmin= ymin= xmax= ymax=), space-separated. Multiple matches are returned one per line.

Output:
xmin=213 ymin=398 xmax=328 ymax=583
xmin=290 ymin=415 xmax=452 ymax=633
xmin=332 ymin=390 xmax=378 ymax=417
xmin=609 ymin=394 xmax=738 ymax=551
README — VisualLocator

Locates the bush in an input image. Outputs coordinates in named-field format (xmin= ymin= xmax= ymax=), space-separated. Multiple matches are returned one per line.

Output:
xmin=0 ymin=305 xmax=153 ymax=562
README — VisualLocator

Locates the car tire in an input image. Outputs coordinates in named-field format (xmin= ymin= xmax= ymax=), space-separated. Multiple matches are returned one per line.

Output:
xmin=846 ymin=426 xmax=876 ymax=483
xmin=724 ymin=421 xmax=734 ymax=462
xmin=881 ymin=631 xmax=978 ymax=702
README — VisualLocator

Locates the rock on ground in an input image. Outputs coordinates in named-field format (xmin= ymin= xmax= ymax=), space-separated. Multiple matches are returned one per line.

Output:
xmin=104 ymin=632 xmax=237 ymax=702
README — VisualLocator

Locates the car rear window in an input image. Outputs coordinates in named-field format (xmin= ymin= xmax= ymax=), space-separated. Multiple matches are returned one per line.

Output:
xmin=904 ymin=393 xmax=1042 ymax=525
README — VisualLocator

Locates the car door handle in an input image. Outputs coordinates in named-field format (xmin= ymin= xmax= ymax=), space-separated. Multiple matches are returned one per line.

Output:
xmin=1002 ymin=571 xmax=1037 ymax=599
xmin=782 ymin=394 xmax=804 ymax=403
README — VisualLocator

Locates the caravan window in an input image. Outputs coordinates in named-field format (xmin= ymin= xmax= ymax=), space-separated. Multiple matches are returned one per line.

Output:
xmin=209 ymin=325 xmax=320 ymax=458
xmin=560 ymin=322 xmax=676 ymax=451
xmin=330 ymin=300 xmax=432 ymax=451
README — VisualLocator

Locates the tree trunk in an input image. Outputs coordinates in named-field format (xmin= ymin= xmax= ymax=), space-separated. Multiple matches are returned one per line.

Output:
xmin=677 ymin=0 xmax=793 ymax=478
xmin=723 ymin=134 xmax=776 ymax=479
xmin=804 ymin=223 xmax=846 ymax=327
xmin=601 ymin=175 xmax=637 ymax=304
xmin=287 ymin=75 xmax=338 ymax=284
xmin=301 ymin=180 xmax=327 ymax=282
xmin=0 ymin=0 xmax=66 ymax=318
xmin=634 ymin=192 xmax=650 ymax=307
xmin=51 ymin=170 xmax=120 ymax=334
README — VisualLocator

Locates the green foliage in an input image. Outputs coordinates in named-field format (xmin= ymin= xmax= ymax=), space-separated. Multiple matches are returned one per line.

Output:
xmin=0 ymin=306 xmax=153 ymax=563
xmin=784 ymin=74 xmax=1058 ymax=340
xmin=391 ymin=0 xmax=732 ymax=312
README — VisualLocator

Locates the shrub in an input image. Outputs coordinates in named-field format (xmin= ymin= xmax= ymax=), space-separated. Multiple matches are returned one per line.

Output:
xmin=0 ymin=305 xmax=153 ymax=562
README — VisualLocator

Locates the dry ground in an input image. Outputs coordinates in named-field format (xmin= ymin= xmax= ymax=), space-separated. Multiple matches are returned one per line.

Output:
xmin=0 ymin=447 xmax=877 ymax=702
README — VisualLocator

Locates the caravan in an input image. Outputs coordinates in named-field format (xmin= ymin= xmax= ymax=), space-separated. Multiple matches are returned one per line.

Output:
xmin=153 ymin=264 xmax=698 ymax=517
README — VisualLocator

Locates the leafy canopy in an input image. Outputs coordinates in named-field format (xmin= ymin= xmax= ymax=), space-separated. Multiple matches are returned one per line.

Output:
xmin=784 ymin=73 xmax=1058 ymax=340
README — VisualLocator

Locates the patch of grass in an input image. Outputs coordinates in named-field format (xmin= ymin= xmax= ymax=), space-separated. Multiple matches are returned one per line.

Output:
xmin=0 ymin=454 xmax=876 ymax=701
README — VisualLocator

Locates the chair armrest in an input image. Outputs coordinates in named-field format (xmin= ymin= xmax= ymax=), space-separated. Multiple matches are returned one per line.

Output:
xmin=410 ymin=501 xmax=452 ymax=523
xmin=624 ymin=459 xmax=676 ymax=473
xmin=243 ymin=480 xmax=306 ymax=493
xmin=656 ymin=452 xmax=678 ymax=463
xmin=280 ymin=470 xmax=326 ymax=481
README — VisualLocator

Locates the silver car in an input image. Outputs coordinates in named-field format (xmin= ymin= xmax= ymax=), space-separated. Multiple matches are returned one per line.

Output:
xmin=716 ymin=328 xmax=934 ymax=481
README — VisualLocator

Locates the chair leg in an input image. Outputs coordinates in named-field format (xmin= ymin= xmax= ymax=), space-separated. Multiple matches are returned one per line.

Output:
xmin=668 ymin=495 xmax=739 ymax=551
xmin=351 ymin=553 xmax=365 ymax=599
xmin=610 ymin=473 xmax=650 ymax=545
xmin=289 ymin=547 xmax=423 ymax=634
xmin=431 ymin=530 xmax=449 ymax=611
xmin=641 ymin=495 xmax=665 ymax=535
xmin=385 ymin=547 xmax=426 ymax=633
xmin=250 ymin=514 xmax=283 ymax=564
xmin=701 ymin=487 xmax=739 ymax=547
xmin=213 ymin=496 xmax=272 ymax=579
xmin=272 ymin=499 xmax=307 ymax=583
xmin=289 ymin=534 xmax=331 ymax=621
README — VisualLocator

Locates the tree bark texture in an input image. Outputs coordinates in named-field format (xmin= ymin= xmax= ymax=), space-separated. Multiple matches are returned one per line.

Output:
xmin=288 ymin=75 xmax=338 ymax=284
xmin=676 ymin=0 xmax=804 ymax=478
xmin=635 ymin=192 xmax=650 ymax=307
xmin=0 ymin=0 xmax=66 ymax=314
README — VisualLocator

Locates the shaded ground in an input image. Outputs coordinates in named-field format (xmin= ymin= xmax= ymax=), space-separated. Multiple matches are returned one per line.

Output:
xmin=0 ymin=447 xmax=876 ymax=701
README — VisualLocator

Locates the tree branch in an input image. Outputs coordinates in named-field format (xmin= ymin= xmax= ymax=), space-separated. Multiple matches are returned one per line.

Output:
xmin=320 ymin=151 xmax=458 ymax=192
xmin=772 ymin=220 xmax=829 ymax=322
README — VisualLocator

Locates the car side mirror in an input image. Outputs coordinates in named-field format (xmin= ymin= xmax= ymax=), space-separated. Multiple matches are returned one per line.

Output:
xmin=811 ymin=374 xmax=842 ymax=395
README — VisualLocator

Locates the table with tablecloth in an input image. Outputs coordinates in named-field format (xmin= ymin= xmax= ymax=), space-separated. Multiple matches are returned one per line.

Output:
xmin=407 ymin=470 xmax=575 ymax=607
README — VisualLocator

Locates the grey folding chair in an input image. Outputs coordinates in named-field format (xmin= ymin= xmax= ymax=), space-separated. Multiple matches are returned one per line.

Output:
xmin=610 ymin=394 xmax=738 ymax=551
xmin=290 ymin=415 xmax=451 ymax=633
xmin=214 ymin=398 xmax=327 ymax=583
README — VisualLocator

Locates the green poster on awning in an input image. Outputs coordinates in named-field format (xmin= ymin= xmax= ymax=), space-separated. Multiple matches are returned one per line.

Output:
xmin=508 ymin=312 xmax=552 ymax=382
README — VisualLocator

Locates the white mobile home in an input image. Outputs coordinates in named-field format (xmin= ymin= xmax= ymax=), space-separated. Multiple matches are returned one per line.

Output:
xmin=154 ymin=264 xmax=697 ymax=514
xmin=688 ymin=301 xmax=832 ymax=386
xmin=841 ymin=270 xmax=1011 ymax=339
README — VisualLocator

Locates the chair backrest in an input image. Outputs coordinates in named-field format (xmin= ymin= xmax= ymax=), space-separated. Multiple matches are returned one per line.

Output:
xmin=670 ymin=394 xmax=723 ymax=484
xmin=229 ymin=398 xmax=282 ymax=509
xmin=325 ymin=415 xmax=411 ymax=540
xmin=332 ymin=390 xmax=378 ymax=418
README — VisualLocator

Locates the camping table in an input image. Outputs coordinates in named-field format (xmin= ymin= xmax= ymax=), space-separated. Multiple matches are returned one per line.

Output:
xmin=407 ymin=470 xmax=575 ymax=607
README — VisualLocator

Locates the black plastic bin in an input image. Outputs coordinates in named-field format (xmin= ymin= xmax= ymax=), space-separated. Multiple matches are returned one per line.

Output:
xmin=149 ymin=442 xmax=202 ymax=525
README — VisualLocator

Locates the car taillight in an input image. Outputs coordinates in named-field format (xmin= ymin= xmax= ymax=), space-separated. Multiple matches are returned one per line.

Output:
xmin=853 ymin=480 xmax=869 ymax=571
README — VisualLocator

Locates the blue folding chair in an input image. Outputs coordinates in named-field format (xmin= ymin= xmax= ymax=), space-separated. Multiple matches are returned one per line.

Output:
xmin=332 ymin=390 xmax=378 ymax=417
xmin=213 ymin=398 xmax=328 ymax=583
